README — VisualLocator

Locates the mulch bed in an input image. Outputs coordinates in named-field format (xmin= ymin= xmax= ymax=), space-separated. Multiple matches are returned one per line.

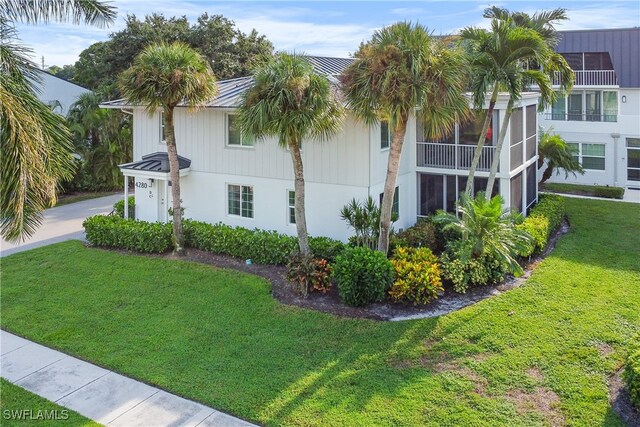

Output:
xmin=165 ymin=220 xmax=570 ymax=321
xmin=609 ymin=368 xmax=640 ymax=427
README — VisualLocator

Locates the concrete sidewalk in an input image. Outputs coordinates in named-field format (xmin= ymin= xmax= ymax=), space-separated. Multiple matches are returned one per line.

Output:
xmin=1 ymin=331 xmax=256 ymax=427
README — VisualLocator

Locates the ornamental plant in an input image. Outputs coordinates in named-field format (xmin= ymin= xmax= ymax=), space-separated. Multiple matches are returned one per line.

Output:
xmin=286 ymin=251 xmax=333 ymax=298
xmin=389 ymin=247 xmax=443 ymax=305
xmin=333 ymin=246 xmax=394 ymax=306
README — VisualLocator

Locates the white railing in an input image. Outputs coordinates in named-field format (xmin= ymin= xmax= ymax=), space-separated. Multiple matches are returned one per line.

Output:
xmin=417 ymin=142 xmax=495 ymax=171
xmin=553 ymin=70 xmax=618 ymax=86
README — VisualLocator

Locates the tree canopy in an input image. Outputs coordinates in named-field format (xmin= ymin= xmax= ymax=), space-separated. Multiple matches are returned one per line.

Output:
xmin=73 ymin=13 xmax=273 ymax=98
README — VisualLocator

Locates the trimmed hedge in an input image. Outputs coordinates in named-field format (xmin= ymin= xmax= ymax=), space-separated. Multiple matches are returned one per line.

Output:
xmin=543 ymin=183 xmax=625 ymax=199
xmin=83 ymin=216 xmax=344 ymax=264
xmin=113 ymin=196 xmax=135 ymax=219
xmin=624 ymin=336 xmax=640 ymax=409
xmin=517 ymin=194 xmax=566 ymax=257
xmin=83 ymin=215 xmax=172 ymax=253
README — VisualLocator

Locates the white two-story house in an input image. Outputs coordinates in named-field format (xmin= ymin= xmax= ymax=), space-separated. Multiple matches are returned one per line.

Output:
xmin=103 ymin=56 xmax=539 ymax=241
xmin=538 ymin=28 xmax=640 ymax=190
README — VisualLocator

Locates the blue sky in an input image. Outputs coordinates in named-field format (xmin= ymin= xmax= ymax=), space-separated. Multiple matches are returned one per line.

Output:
xmin=16 ymin=0 xmax=640 ymax=68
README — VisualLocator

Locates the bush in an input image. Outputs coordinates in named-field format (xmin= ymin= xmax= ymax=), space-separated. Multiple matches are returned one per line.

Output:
xmin=543 ymin=183 xmax=625 ymax=199
xmin=389 ymin=247 xmax=443 ymax=305
xmin=113 ymin=196 xmax=135 ymax=219
xmin=309 ymin=237 xmax=345 ymax=262
xmin=440 ymin=251 xmax=508 ymax=294
xmin=333 ymin=246 xmax=394 ymax=306
xmin=593 ymin=186 xmax=625 ymax=199
xmin=393 ymin=219 xmax=438 ymax=252
xmin=83 ymin=215 xmax=172 ymax=253
xmin=286 ymin=251 xmax=333 ymax=297
xmin=517 ymin=194 xmax=566 ymax=257
xmin=624 ymin=336 xmax=640 ymax=409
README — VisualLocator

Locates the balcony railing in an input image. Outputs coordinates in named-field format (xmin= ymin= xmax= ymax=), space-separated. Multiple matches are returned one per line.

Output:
xmin=553 ymin=70 xmax=618 ymax=86
xmin=544 ymin=112 xmax=618 ymax=123
xmin=417 ymin=142 xmax=495 ymax=171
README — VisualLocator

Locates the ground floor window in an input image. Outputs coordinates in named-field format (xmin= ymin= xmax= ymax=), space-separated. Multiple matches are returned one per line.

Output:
xmin=288 ymin=190 xmax=296 ymax=224
xmin=567 ymin=142 xmax=605 ymax=170
xmin=419 ymin=173 xmax=498 ymax=216
xmin=628 ymin=138 xmax=640 ymax=183
xmin=228 ymin=184 xmax=253 ymax=218
xmin=379 ymin=187 xmax=399 ymax=218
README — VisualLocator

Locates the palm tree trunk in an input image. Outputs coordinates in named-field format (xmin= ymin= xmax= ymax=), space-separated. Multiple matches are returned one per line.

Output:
xmin=466 ymin=83 xmax=500 ymax=195
xmin=378 ymin=115 xmax=407 ymax=254
xmin=289 ymin=140 xmax=310 ymax=254
xmin=486 ymin=97 xmax=514 ymax=197
xmin=540 ymin=164 xmax=554 ymax=184
xmin=164 ymin=106 xmax=184 ymax=254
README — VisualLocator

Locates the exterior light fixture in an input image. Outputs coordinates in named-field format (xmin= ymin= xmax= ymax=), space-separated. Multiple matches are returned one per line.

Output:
xmin=621 ymin=95 xmax=627 ymax=103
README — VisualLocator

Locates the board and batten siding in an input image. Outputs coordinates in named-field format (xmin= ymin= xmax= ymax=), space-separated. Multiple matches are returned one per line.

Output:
xmin=133 ymin=108 xmax=371 ymax=188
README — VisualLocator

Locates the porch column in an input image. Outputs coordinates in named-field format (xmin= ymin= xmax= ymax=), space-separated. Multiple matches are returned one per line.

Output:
xmin=124 ymin=176 xmax=129 ymax=220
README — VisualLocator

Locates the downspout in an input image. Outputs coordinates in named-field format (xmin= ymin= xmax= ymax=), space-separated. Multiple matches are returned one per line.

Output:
xmin=611 ymin=133 xmax=620 ymax=187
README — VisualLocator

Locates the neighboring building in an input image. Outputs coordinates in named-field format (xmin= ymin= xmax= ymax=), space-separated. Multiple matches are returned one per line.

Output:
xmin=32 ymin=69 xmax=91 ymax=116
xmin=538 ymin=28 xmax=640 ymax=189
xmin=103 ymin=58 xmax=539 ymax=241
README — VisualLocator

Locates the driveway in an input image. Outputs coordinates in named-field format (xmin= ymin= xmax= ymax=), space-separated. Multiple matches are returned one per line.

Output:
xmin=0 ymin=193 xmax=123 ymax=258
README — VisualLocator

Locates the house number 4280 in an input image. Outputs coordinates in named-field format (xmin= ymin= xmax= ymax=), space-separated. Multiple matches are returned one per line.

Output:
xmin=135 ymin=182 xmax=148 ymax=189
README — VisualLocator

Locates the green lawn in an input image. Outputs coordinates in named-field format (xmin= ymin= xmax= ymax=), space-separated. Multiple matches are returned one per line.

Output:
xmin=0 ymin=379 xmax=101 ymax=426
xmin=1 ymin=198 xmax=638 ymax=426
xmin=54 ymin=192 xmax=117 ymax=207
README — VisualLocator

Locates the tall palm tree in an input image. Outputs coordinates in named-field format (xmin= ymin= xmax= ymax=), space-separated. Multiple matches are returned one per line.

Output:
xmin=481 ymin=7 xmax=574 ymax=196
xmin=238 ymin=52 xmax=343 ymax=254
xmin=119 ymin=42 xmax=217 ymax=253
xmin=461 ymin=19 xmax=554 ymax=196
xmin=0 ymin=0 xmax=116 ymax=241
xmin=538 ymin=131 xmax=584 ymax=184
xmin=341 ymin=22 xmax=470 ymax=254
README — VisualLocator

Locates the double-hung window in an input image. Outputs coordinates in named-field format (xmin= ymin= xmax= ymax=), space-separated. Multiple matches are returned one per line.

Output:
xmin=160 ymin=111 xmax=166 ymax=143
xmin=228 ymin=184 xmax=253 ymax=218
xmin=379 ymin=187 xmax=399 ymax=219
xmin=380 ymin=121 xmax=391 ymax=150
xmin=227 ymin=114 xmax=254 ymax=147
xmin=287 ymin=190 xmax=296 ymax=224
xmin=567 ymin=143 xmax=605 ymax=171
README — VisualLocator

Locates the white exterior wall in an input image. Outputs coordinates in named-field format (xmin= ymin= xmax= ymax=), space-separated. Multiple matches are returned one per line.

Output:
xmin=539 ymin=88 xmax=640 ymax=188
xmin=32 ymin=71 xmax=91 ymax=116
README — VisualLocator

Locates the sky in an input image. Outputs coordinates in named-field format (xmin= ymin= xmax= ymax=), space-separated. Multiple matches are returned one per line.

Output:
xmin=15 ymin=0 xmax=640 ymax=68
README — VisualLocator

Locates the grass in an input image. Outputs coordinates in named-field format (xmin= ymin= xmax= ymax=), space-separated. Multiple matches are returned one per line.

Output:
xmin=542 ymin=183 xmax=625 ymax=199
xmin=1 ymin=197 xmax=639 ymax=426
xmin=55 ymin=192 xmax=117 ymax=207
xmin=0 ymin=379 xmax=101 ymax=426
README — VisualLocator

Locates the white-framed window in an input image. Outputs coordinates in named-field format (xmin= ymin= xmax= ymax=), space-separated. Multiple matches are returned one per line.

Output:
xmin=567 ymin=142 xmax=606 ymax=171
xmin=287 ymin=190 xmax=296 ymax=224
xmin=227 ymin=184 xmax=253 ymax=218
xmin=380 ymin=120 xmax=391 ymax=150
xmin=550 ymin=90 xmax=618 ymax=122
xmin=227 ymin=114 xmax=254 ymax=147
xmin=160 ymin=111 xmax=166 ymax=143
xmin=379 ymin=187 xmax=399 ymax=218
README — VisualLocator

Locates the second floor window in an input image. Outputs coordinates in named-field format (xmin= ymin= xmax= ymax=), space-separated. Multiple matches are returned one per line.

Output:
xmin=550 ymin=90 xmax=617 ymax=122
xmin=227 ymin=114 xmax=254 ymax=147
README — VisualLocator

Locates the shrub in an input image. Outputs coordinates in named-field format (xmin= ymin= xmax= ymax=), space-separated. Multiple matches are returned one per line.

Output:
xmin=286 ymin=251 xmax=333 ymax=297
xmin=333 ymin=246 xmax=394 ymax=306
xmin=309 ymin=237 xmax=345 ymax=262
xmin=440 ymin=251 xmax=507 ymax=294
xmin=593 ymin=185 xmax=625 ymax=199
xmin=113 ymin=196 xmax=135 ymax=219
xmin=394 ymin=219 xmax=438 ymax=252
xmin=389 ymin=247 xmax=443 ymax=305
xmin=517 ymin=194 xmax=566 ymax=257
xmin=624 ymin=336 xmax=640 ymax=409
xmin=83 ymin=215 xmax=172 ymax=253
xmin=340 ymin=197 xmax=381 ymax=250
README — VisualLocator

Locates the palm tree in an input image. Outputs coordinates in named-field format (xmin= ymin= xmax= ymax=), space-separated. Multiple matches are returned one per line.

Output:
xmin=481 ymin=7 xmax=575 ymax=196
xmin=0 ymin=0 xmax=116 ymax=241
xmin=341 ymin=22 xmax=470 ymax=254
xmin=238 ymin=52 xmax=343 ymax=254
xmin=119 ymin=42 xmax=217 ymax=253
xmin=538 ymin=131 xmax=584 ymax=184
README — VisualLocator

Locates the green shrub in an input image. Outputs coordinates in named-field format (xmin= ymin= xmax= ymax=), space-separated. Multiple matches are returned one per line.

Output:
xmin=544 ymin=183 xmax=624 ymax=199
xmin=309 ymin=236 xmax=345 ymax=261
xmin=113 ymin=196 xmax=135 ymax=219
xmin=440 ymin=251 xmax=507 ymax=294
xmin=394 ymin=219 xmax=438 ymax=252
xmin=517 ymin=194 xmax=566 ymax=257
xmin=624 ymin=336 xmax=640 ymax=409
xmin=286 ymin=251 xmax=333 ymax=297
xmin=333 ymin=246 xmax=394 ymax=306
xmin=593 ymin=186 xmax=625 ymax=199
xmin=83 ymin=215 xmax=172 ymax=253
xmin=389 ymin=247 xmax=443 ymax=305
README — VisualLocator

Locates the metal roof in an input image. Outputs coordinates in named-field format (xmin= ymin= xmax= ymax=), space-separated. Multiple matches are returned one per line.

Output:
xmin=120 ymin=152 xmax=191 ymax=173
xmin=305 ymin=56 xmax=354 ymax=76
xmin=556 ymin=28 xmax=640 ymax=88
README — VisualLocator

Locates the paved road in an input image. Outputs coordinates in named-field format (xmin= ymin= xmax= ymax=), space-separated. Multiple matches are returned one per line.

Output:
xmin=0 ymin=193 xmax=123 ymax=258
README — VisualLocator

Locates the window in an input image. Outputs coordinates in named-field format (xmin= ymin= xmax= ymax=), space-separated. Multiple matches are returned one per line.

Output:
xmin=379 ymin=187 xmax=399 ymax=218
xmin=567 ymin=143 xmax=605 ymax=171
xmin=549 ymin=90 xmax=618 ymax=122
xmin=561 ymin=52 xmax=614 ymax=71
xmin=228 ymin=184 xmax=253 ymax=218
xmin=160 ymin=111 xmax=165 ymax=143
xmin=459 ymin=110 xmax=496 ymax=145
xmin=227 ymin=114 xmax=253 ymax=147
xmin=603 ymin=91 xmax=618 ymax=122
xmin=287 ymin=190 xmax=296 ymax=224
xmin=380 ymin=120 xmax=391 ymax=149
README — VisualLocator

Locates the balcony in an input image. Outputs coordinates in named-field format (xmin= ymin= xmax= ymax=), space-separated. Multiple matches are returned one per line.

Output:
xmin=417 ymin=142 xmax=495 ymax=171
xmin=544 ymin=112 xmax=618 ymax=123
xmin=553 ymin=70 xmax=618 ymax=86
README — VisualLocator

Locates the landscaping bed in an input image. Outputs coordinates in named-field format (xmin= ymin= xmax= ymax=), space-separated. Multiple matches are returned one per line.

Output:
xmin=542 ymin=183 xmax=625 ymax=199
